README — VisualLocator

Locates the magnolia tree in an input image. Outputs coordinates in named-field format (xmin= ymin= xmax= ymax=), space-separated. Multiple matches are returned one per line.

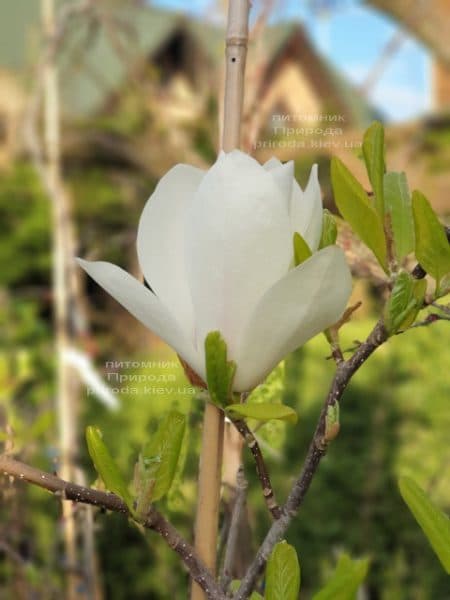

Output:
xmin=2 ymin=1 xmax=450 ymax=599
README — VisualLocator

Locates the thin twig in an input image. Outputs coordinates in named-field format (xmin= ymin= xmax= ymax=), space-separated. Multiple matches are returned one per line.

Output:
xmin=234 ymin=320 xmax=388 ymax=599
xmin=220 ymin=466 xmax=248 ymax=592
xmin=431 ymin=301 xmax=450 ymax=316
xmin=0 ymin=455 xmax=226 ymax=600
xmin=410 ymin=313 xmax=450 ymax=329
xmin=231 ymin=420 xmax=281 ymax=520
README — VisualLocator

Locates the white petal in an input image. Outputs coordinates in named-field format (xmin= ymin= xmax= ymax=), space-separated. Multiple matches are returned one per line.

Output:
xmin=263 ymin=158 xmax=294 ymax=210
xmin=137 ymin=164 xmax=204 ymax=343
xmin=234 ymin=246 xmax=352 ymax=391
xmin=184 ymin=150 xmax=292 ymax=357
xmin=263 ymin=157 xmax=282 ymax=171
xmin=77 ymin=259 xmax=202 ymax=377
xmin=271 ymin=161 xmax=294 ymax=212
xmin=290 ymin=164 xmax=323 ymax=251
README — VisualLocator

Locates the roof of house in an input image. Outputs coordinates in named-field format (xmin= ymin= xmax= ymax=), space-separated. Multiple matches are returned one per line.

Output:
xmin=0 ymin=1 xmax=375 ymax=124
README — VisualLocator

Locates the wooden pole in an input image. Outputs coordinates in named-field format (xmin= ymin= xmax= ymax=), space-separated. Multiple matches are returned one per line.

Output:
xmin=41 ymin=2 xmax=79 ymax=598
xmin=221 ymin=0 xmax=250 ymax=153
xmin=191 ymin=2 xmax=250 ymax=599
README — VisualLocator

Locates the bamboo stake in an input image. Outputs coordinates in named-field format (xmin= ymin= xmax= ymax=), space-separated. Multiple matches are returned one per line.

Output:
xmin=191 ymin=2 xmax=250 ymax=599
xmin=221 ymin=0 xmax=250 ymax=153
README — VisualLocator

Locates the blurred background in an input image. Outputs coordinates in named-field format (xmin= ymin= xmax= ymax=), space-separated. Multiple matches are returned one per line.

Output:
xmin=1 ymin=0 xmax=450 ymax=598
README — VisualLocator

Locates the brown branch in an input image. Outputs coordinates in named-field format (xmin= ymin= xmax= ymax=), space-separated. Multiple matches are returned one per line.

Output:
xmin=359 ymin=29 xmax=406 ymax=96
xmin=220 ymin=465 xmax=248 ymax=592
xmin=233 ymin=320 xmax=388 ymax=600
xmin=410 ymin=313 xmax=450 ymax=329
xmin=0 ymin=455 xmax=226 ymax=600
xmin=0 ymin=539 xmax=27 ymax=567
xmin=231 ymin=419 xmax=281 ymax=520
xmin=431 ymin=301 xmax=450 ymax=316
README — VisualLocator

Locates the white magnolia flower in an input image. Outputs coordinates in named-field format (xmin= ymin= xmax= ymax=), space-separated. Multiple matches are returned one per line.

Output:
xmin=78 ymin=151 xmax=351 ymax=392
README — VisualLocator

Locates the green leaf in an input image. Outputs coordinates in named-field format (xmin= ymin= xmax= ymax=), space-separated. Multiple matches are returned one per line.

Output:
xmin=319 ymin=209 xmax=338 ymax=249
xmin=363 ymin=121 xmax=385 ymax=216
xmin=266 ymin=541 xmax=300 ymax=600
xmin=399 ymin=476 xmax=450 ymax=574
xmin=137 ymin=411 xmax=186 ymax=508
xmin=312 ymin=554 xmax=369 ymax=600
xmin=205 ymin=331 xmax=236 ymax=406
xmin=331 ymin=157 xmax=387 ymax=271
xmin=229 ymin=581 xmax=263 ymax=599
xmin=226 ymin=402 xmax=298 ymax=424
xmin=166 ymin=417 xmax=190 ymax=511
xmin=412 ymin=191 xmax=450 ymax=288
xmin=384 ymin=272 xmax=426 ymax=334
xmin=384 ymin=172 xmax=414 ymax=261
xmin=86 ymin=426 xmax=133 ymax=509
xmin=293 ymin=232 xmax=312 ymax=266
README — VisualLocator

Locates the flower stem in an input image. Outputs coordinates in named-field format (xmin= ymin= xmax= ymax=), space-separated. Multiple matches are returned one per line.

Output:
xmin=191 ymin=2 xmax=250 ymax=599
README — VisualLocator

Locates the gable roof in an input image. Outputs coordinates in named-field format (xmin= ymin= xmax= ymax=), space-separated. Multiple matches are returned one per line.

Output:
xmin=258 ymin=23 xmax=375 ymax=126
xmin=0 ymin=2 xmax=374 ymax=125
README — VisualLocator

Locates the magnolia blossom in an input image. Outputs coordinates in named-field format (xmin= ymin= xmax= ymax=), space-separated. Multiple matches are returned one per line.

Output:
xmin=78 ymin=151 xmax=351 ymax=392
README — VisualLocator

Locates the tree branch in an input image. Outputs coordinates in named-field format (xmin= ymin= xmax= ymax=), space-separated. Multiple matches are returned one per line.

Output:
xmin=231 ymin=419 xmax=281 ymax=520
xmin=0 ymin=455 xmax=226 ymax=600
xmin=234 ymin=320 xmax=388 ymax=599
xmin=220 ymin=465 xmax=248 ymax=592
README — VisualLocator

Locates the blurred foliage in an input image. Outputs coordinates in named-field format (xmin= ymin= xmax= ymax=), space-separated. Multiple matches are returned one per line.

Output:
xmin=183 ymin=95 xmax=219 ymax=163
xmin=0 ymin=164 xmax=50 ymax=288
xmin=82 ymin=90 xmax=152 ymax=138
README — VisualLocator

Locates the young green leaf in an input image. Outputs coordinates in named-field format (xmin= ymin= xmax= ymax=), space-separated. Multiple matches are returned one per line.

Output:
xmin=205 ymin=331 xmax=236 ymax=406
xmin=331 ymin=157 xmax=387 ymax=271
xmin=319 ymin=209 xmax=338 ymax=249
xmin=265 ymin=541 xmax=300 ymax=600
xmin=293 ymin=232 xmax=312 ymax=266
xmin=226 ymin=402 xmax=298 ymax=424
xmin=412 ymin=191 xmax=450 ymax=288
xmin=399 ymin=476 xmax=450 ymax=574
xmin=312 ymin=554 xmax=369 ymax=600
xmin=137 ymin=411 xmax=186 ymax=505
xmin=384 ymin=272 xmax=426 ymax=334
xmin=363 ymin=121 xmax=385 ymax=216
xmin=86 ymin=426 xmax=133 ymax=509
xmin=384 ymin=172 xmax=414 ymax=261
xmin=229 ymin=581 xmax=263 ymax=599
xmin=324 ymin=401 xmax=340 ymax=442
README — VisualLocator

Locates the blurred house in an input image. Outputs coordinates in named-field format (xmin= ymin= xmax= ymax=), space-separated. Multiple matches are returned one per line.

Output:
xmin=251 ymin=23 xmax=372 ymax=130
xmin=0 ymin=0 xmax=373 ymax=168
xmin=433 ymin=0 xmax=450 ymax=110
